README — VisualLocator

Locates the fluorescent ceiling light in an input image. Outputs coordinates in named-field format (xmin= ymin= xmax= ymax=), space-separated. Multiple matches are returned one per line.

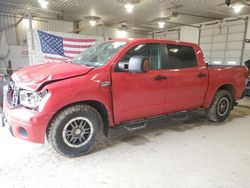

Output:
xmin=231 ymin=4 xmax=244 ymax=13
xmin=89 ymin=20 xmax=97 ymax=26
xmin=158 ymin=21 xmax=166 ymax=29
xmin=38 ymin=0 xmax=49 ymax=9
xmin=125 ymin=3 xmax=134 ymax=13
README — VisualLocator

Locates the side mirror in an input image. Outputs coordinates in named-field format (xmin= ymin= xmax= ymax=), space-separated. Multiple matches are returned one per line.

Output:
xmin=128 ymin=56 xmax=149 ymax=73
xmin=118 ymin=56 xmax=149 ymax=73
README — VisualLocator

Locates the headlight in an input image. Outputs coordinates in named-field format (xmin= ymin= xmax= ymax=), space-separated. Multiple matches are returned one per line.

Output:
xmin=20 ymin=90 xmax=48 ymax=109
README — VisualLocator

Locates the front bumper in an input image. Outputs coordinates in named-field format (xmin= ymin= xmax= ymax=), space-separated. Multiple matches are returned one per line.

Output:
xmin=3 ymin=102 xmax=54 ymax=144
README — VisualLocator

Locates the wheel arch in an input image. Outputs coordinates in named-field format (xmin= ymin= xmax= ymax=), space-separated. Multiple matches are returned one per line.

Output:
xmin=217 ymin=84 xmax=235 ymax=99
xmin=46 ymin=100 xmax=110 ymax=141
xmin=203 ymin=83 xmax=236 ymax=109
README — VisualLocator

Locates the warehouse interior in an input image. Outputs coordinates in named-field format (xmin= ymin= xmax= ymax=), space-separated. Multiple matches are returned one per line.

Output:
xmin=0 ymin=0 xmax=250 ymax=187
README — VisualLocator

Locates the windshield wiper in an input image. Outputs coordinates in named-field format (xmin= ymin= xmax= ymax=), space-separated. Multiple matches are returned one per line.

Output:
xmin=83 ymin=63 xmax=94 ymax=67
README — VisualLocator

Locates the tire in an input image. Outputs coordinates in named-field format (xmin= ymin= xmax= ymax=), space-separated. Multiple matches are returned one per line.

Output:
xmin=206 ymin=90 xmax=234 ymax=122
xmin=48 ymin=104 xmax=103 ymax=157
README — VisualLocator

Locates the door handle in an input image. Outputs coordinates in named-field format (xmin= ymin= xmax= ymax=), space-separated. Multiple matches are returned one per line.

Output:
xmin=154 ymin=75 xmax=167 ymax=81
xmin=198 ymin=73 xmax=207 ymax=78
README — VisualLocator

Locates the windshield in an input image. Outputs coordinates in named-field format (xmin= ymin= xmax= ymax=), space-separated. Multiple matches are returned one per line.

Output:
xmin=71 ymin=41 xmax=127 ymax=67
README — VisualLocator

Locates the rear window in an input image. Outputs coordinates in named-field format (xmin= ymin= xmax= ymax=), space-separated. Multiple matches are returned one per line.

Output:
xmin=164 ymin=44 xmax=198 ymax=69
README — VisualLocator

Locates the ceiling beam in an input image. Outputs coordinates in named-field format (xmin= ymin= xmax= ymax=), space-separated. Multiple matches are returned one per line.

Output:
xmin=206 ymin=10 xmax=247 ymax=20
xmin=174 ymin=11 xmax=223 ymax=20
xmin=0 ymin=2 xmax=62 ymax=15
xmin=0 ymin=13 xmax=26 ymax=32
xmin=166 ymin=21 xmax=200 ymax=28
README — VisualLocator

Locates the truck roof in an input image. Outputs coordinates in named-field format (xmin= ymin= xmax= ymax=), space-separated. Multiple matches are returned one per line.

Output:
xmin=111 ymin=38 xmax=199 ymax=48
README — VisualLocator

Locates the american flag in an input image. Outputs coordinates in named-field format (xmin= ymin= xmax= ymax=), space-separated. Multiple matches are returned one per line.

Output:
xmin=37 ymin=30 xmax=96 ymax=63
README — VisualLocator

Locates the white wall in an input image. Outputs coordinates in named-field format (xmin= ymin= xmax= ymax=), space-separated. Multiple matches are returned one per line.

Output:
xmin=243 ymin=18 xmax=250 ymax=63
xmin=0 ymin=15 xmax=74 ymax=46
xmin=8 ymin=45 xmax=29 ymax=69
xmin=78 ymin=22 xmax=146 ymax=38
xmin=180 ymin=26 xmax=199 ymax=44
xmin=0 ymin=45 xmax=29 ymax=74
xmin=151 ymin=30 xmax=179 ymax=40
xmin=0 ymin=15 xmax=18 ymax=45
xmin=16 ymin=18 xmax=74 ymax=46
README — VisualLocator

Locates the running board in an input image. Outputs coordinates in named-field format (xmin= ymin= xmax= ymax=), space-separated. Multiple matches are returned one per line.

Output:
xmin=119 ymin=111 xmax=195 ymax=131
xmin=124 ymin=122 xmax=146 ymax=131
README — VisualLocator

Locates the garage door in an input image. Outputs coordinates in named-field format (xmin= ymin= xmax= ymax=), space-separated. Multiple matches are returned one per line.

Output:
xmin=199 ymin=19 xmax=247 ymax=65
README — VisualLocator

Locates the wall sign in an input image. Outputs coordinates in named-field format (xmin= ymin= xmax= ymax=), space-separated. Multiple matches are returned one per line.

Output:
xmin=21 ymin=49 xmax=29 ymax=57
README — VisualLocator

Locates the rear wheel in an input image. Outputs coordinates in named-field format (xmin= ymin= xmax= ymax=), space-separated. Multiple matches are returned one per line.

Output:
xmin=206 ymin=90 xmax=234 ymax=122
xmin=48 ymin=104 xmax=103 ymax=157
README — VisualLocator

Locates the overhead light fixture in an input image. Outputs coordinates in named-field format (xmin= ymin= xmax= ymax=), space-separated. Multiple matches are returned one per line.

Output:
xmin=125 ymin=3 xmax=134 ymax=13
xmin=158 ymin=21 xmax=166 ymax=29
xmin=231 ymin=4 xmax=244 ymax=13
xmin=225 ymin=0 xmax=232 ymax=7
xmin=89 ymin=20 xmax=97 ymax=27
xmin=38 ymin=0 xmax=49 ymax=9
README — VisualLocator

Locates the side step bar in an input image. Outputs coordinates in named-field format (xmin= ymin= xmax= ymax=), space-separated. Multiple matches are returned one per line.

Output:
xmin=120 ymin=110 xmax=197 ymax=131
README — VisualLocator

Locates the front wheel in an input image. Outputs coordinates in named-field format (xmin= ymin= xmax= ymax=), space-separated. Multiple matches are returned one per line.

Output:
xmin=48 ymin=104 xmax=103 ymax=157
xmin=206 ymin=90 xmax=234 ymax=122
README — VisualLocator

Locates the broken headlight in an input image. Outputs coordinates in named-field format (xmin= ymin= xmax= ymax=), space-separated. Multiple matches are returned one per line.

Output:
xmin=19 ymin=90 xmax=48 ymax=109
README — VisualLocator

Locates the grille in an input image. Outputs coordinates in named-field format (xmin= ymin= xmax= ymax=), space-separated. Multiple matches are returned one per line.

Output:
xmin=6 ymin=80 xmax=19 ymax=108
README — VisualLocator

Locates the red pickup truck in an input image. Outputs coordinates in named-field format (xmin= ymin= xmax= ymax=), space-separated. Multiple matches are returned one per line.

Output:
xmin=3 ymin=39 xmax=249 ymax=157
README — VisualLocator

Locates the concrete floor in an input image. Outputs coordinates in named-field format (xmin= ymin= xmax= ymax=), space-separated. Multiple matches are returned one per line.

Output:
xmin=0 ymin=98 xmax=250 ymax=188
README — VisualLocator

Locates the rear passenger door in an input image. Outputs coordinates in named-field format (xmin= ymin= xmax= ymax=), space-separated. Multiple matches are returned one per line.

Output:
xmin=162 ymin=44 xmax=208 ymax=114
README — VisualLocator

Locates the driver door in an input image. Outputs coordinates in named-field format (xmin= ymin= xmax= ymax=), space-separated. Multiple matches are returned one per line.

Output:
xmin=111 ymin=43 xmax=167 ymax=124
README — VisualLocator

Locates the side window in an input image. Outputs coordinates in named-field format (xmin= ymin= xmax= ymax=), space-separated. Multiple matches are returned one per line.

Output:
xmin=118 ymin=44 xmax=161 ymax=70
xmin=164 ymin=44 xmax=198 ymax=69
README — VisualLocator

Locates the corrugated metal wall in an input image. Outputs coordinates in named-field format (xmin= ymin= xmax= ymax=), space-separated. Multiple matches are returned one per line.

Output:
xmin=79 ymin=22 xmax=146 ymax=38
xmin=150 ymin=30 xmax=180 ymax=40
xmin=0 ymin=15 xmax=18 ymax=45
xmin=16 ymin=18 xmax=74 ymax=45
xmin=0 ymin=15 xmax=74 ymax=45
xmin=243 ymin=18 xmax=250 ymax=63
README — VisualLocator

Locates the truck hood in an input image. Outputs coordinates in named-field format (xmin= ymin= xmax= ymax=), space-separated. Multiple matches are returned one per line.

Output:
xmin=12 ymin=62 xmax=93 ymax=91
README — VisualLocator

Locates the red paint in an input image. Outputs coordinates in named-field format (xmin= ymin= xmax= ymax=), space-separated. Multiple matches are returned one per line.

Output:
xmin=3 ymin=38 xmax=249 ymax=144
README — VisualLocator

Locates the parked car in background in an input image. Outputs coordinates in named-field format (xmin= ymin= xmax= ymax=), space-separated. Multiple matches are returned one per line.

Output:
xmin=245 ymin=60 xmax=250 ymax=96
xmin=246 ymin=77 xmax=250 ymax=96
xmin=2 ymin=39 xmax=250 ymax=157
